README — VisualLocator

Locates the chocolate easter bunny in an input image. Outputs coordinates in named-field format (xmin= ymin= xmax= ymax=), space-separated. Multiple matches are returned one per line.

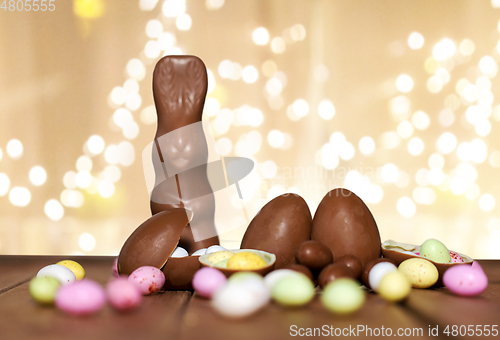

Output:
xmin=150 ymin=55 xmax=219 ymax=253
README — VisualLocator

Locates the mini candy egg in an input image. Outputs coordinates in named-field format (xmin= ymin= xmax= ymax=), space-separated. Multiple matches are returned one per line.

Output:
xmin=207 ymin=251 xmax=234 ymax=264
xmin=29 ymin=277 xmax=60 ymax=305
xmin=227 ymin=252 xmax=266 ymax=270
xmin=321 ymin=278 xmax=365 ymax=314
xmin=378 ymin=271 xmax=411 ymax=302
xmin=192 ymin=267 xmax=227 ymax=298
xmin=398 ymin=258 xmax=438 ymax=288
xmin=443 ymin=261 xmax=488 ymax=297
xmin=55 ymin=279 xmax=106 ymax=316
xmin=420 ymin=239 xmax=451 ymax=264
xmin=285 ymin=264 xmax=314 ymax=282
xmin=191 ymin=248 xmax=207 ymax=256
xmin=212 ymin=282 xmax=269 ymax=318
xmin=106 ymin=277 xmax=142 ymax=312
xmin=449 ymin=251 xmax=464 ymax=263
xmin=271 ymin=273 xmax=315 ymax=307
xmin=37 ymin=264 xmax=76 ymax=285
xmin=56 ymin=260 xmax=85 ymax=281
xmin=206 ymin=245 xmax=227 ymax=254
xmin=111 ymin=258 xmax=119 ymax=278
xmin=368 ymin=262 xmax=397 ymax=292
xmin=170 ymin=247 xmax=189 ymax=258
xmin=228 ymin=272 xmax=270 ymax=302
xmin=264 ymin=269 xmax=300 ymax=290
xmin=319 ymin=263 xmax=354 ymax=289
xmin=128 ymin=266 xmax=165 ymax=295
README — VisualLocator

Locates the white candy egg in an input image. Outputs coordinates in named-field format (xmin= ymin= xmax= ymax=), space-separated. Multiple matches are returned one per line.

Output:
xmin=191 ymin=248 xmax=207 ymax=256
xmin=368 ymin=262 xmax=397 ymax=292
xmin=264 ymin=269 xmax=300 ymax=290
xmin=212 ymin=282 xmax=269 ymax=318
xmin=206 ymin=245 xmax=227 ymax=254
xmin=170 ymin=247 xmax=189 ymax=258
xmin=37 ymin=264 xmax=76 ymax=285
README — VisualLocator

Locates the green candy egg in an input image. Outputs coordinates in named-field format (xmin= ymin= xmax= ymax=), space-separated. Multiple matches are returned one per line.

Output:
xmin=420 ymin=239 xmax=451 ymax=263
xmin=321 ymin=278 xmax=365 ymax=314
xmin=228 ymin=271 xmax=262 ymax=283
xmin=29 ymin=276 xmax=61 ymax=305
xmin=271 ymin=274 xmax=314 ymax=307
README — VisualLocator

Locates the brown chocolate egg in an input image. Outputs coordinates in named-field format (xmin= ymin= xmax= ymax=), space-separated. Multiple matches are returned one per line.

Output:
xmin=312 ymin=188 xmax=381 ymax=268
xmin=240 ymin=193 xmax=312 ymax=269
xmin=162 ymin=256 xmax=201 ymax=290
xmin=335 ymin=255 xmax=363 ymax=279
xmin=318 ymin=263 xmax=355 ymax=288
xmin=118 ymin=208 xmax=193 ymax=275
xmin=295 ymin=240 xmax=333 ymax=270
xmin=285 ymin=264 xmax=314 ymax=282
xmin=361 ymin=257 xmax=395 ymax=287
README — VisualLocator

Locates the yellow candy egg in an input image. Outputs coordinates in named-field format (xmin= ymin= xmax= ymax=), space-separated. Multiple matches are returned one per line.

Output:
xmin=227 ymin=252 xmax=267 ymax=270
xmin=56 ymin=260 xmax=85 ymax=281
xmin=378 ymin=271 xmax=411 ymax=302
xmin=398 ymin=258 xmax=438 ymax=288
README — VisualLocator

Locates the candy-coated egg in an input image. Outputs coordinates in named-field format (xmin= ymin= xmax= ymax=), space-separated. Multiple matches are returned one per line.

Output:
xmin=228 ymin=271 xmax=262 ymax=284
xmin=212 ymin=282 xmax=269 ymax=318
xmin=170 ymin=247 xmax=189 ymax=258
xmin=378 ymin=271 xmax=411 ymax=302
xmin=398 ymin=258 xmax=438 ymax=288
xmin=285 ymin=264 xmax=314 ymax=282
xmin=206 ymin=245 xmax=227 ymax=254
xmin=321 ymin=278 xmax=365 ymax=314
xmin=227 ymin=252 xmax=266 ymax=270
xmin=55 ymin=279 xmax=106 ymax=316
xmin=192 ymin=267 xmax=227 ymax=298
xmin=207 ymin=251 xmax=234 ymax=264
xmin=264 ymin=269 xmax=300 ymax=290
xmin=37 ymin=264 xmax=76 ymax=285
xmin=128 ymin=266 xmax=165 ymax=295
xmin=443 ymin=261 xmax=488 ymax=297
xmin=106 ymin=277 xmax=142 ymax=312
xmin=368 ymin=262 xmax=397 ymax=292
xmin=449 ymin=251 xmax=464 ymax=263
xmin=56 ymin=260 xmax=85 ymax=280
xmin=29 ymin=277 xmax=60 ymax=305
xmin=111 ymin=258 xmax=119 ymax=278
xmin=271 ymin=273 xmax=315 ymax=307
xmin=420 ymin=239 xmax=451 ymax=264
xmin=191 ymin=248 xmax=207 ymax=256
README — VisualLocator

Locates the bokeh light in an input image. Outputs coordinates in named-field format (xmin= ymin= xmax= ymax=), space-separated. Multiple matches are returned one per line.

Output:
xmin=29 ymin=166 xmax=47 ymax=186
xmin=6 ymin=139 xmax=23 ymax=159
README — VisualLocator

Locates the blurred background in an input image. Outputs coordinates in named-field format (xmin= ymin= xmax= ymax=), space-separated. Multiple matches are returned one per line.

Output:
xmin=1 ymin=0 xmax=500 ymax=258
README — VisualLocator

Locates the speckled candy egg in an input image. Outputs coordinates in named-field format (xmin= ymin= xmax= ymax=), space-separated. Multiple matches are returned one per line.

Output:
xmin=420 ymin=239 xmax=451 ymax=264
xmin=398 ymin=258 xmax=439 ymax=288
xmin=443 ymin=261 xmax=488 ymax=297
xmin=55 ymin=279 xmax=106 ymax=316
xmin=378 ymin=271 xmax=411 ymax=302
xmin=271 ymin=273 xmax=315 ymax=307
xmin=106 ymin=277 xmax=142 ymax=312
xmin=192 ymin=267 xmax=227 ymax=298
xmin=37 ymin=264 xmax=76 ymax=285
xmin=128 ymin=266 xmax=165 ymax=295
xmin=56 ymin=260 xmax=85 ymax=280
xmin=321 ymin=278 xmax=365 ymax=314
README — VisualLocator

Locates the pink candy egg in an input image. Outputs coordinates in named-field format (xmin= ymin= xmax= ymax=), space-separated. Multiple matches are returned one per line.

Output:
xmin=106 ymin=277 xmax=142 ymax=312
xmin=128 ymin=266 xmax=165 ymax=295
xmin=443 ymin=261 xmax=488 ymax=297
xmin=192 ymin=267 xmax=227 ymax=298
xmin=449 ymin=251 xmax=464 ymax=263
xmin=55 ymin=279 xmax=106 ymax=316
xmin=111 ymin=258 xmax=119 ymax=278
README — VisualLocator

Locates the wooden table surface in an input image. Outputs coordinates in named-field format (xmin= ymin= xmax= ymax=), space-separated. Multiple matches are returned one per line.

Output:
xmin=0 ymin=256 xmax=498 ymax=340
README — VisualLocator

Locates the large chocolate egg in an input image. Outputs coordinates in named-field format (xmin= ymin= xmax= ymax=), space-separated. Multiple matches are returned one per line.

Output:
xmin=118 ymin=208 xmax=193 ymax=275
xmin=312 ymin=188 xmax=381 ymax=268
xmin=240 ymin=193 xmax=312 ymax=269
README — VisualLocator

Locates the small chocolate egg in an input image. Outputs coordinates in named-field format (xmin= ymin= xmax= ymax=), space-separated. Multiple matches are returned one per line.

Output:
xmin=361 ymin=258 xmax=395 ymax=287
xmin=312 ymin=188 xmax=381 ymax=268
xmin=118 ymin=208 xmax=193 ymax=275
xmin=241 ymin=193 xmax=312 ymax=269
xmin=335 ymin=255 xmax=363 ymax=279
xmin=285 ymin=264 xmax=314 ymax=282
xmin=318 ymin=263 xmax=354 ymax=288
xmin=296 ymin=240 xmax=333 ymax=270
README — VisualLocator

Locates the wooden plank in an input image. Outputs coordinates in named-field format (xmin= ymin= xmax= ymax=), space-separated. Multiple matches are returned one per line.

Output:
xmin=180 ymin=291 xmax=434 ymax=340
